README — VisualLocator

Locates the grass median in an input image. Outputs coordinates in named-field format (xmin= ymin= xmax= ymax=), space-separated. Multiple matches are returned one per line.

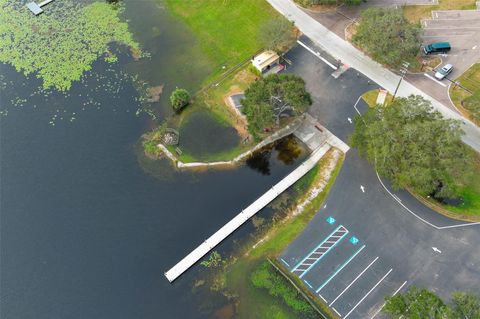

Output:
xmin=403 ymin=0 xmax=477 ymax=24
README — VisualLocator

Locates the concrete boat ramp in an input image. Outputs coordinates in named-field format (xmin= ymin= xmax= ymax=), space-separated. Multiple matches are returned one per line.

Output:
xmin=165 ymin=115 xmax=348 ymax=282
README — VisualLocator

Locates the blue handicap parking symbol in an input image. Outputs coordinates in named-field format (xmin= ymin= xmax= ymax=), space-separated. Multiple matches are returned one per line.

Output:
xmin=350 ymin=236 xmax=359 ymax=245
xmin=326 ymin=216 xmax=336 ymax=225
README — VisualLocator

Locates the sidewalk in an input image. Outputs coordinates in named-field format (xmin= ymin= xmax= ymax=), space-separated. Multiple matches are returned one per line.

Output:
xmin=267 ymin=0 xmax=480 ymax=152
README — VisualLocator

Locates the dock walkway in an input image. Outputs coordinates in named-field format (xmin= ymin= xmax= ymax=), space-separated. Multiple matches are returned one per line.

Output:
xmin=165 ymin=143 xmax=332 ymax=282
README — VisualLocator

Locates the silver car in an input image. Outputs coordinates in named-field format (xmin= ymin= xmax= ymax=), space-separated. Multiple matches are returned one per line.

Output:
xmin=434 ymin=64 xmax=453 ymax=80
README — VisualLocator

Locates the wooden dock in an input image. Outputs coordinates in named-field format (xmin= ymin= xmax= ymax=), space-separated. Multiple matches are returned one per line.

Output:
xmin=165 ymin=143 xmax=332 ymax=282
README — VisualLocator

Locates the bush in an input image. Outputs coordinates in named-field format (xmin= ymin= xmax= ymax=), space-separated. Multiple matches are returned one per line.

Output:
xmin=170 ymin=88 xmax=190 ymax=111
xmin=251 ymin=261 xmax=315 ymax=315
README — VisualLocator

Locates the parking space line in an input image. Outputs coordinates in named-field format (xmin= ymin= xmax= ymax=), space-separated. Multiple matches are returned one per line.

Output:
xmin=329 ymin=257 xmax=379 ymax=306
xmin=424 ymin=73 xmax=447 ymax=87
xmin=304 ymin=279 xmax=314 ymax=289
xmin=332 ymin=307 xmax=342 ymax=317
xmin=370 ymin=280 xmax=407 ymax=319
xmin=316 ymin=244 xmax=366 ymax=293
xmin=280 ymin=258 xmax=290 ymax=267
xmin=344 ymin=269 xmax=393 ymax=319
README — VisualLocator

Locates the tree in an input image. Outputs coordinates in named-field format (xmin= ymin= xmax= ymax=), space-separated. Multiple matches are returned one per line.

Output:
xmin=384 ymin=287 xmax=480 ymax=319
xmin=241 ymin=74 xmax=312 ymax=139
xmin=258 ymin=17 xmax=296 ymax=52
xmin=169 ymin=88 xmax=190 ymax=111
xmin=353 ymin=8 xmax=420 ymax=67
xmin=351 ymin=95 xmax=473 ymax=199
xmin=384 ymin=286 xmax=451 ymax=318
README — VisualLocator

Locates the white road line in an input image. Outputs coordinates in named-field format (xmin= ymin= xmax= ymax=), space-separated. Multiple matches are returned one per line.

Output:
xmin=329 ymin=257 xmax=379 ymax=306
xmin=344 ymin=269 xmax=393 ymax=319
xmin=473 ymin=45 xmax=478 ymax=50
xmin=353 ymin=96 xmax=362 ymax=115
xmin=375 ymin=171 xmax=480 ymax=230
xmin=297 ymin=40 xmax=338 ymax=70
xmin=424 ymin=73 xmax=447 ymax=87
xmin=333 ymin=307 xmax=342 ymax=317
xmin=438 ymin=222 xmax=480 ymax=229
xmin=370 ymin=281 xmax=407 ymax=319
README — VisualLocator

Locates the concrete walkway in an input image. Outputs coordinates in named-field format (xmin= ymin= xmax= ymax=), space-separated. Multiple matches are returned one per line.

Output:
xmin=267 ymin=0 xmax=480 ymax=152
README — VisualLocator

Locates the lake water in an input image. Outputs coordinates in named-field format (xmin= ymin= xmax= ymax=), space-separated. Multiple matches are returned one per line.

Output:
xmin=0 ymin=1 xmax=307 ymax=318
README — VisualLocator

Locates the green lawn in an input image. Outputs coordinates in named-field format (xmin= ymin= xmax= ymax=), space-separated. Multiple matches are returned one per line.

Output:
xmin=438 ymin=149 xmax=480 ymax=219
xmin=164 ymin=0 xmax=278 ymax=81
xmin=361 ymin=89 xmax=393 ymax=108
xmin=449 ymin=63 xmax=480 ymax=124
xmin=403 ymin=0 xmax=477 ymax=24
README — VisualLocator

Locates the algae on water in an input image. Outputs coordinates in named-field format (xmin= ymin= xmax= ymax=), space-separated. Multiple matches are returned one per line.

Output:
xmin=0 ymin=0 xmax=140 ymax=91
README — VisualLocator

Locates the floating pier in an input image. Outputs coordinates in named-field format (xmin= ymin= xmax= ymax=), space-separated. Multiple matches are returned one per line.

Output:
xmin=27 ymin=0 xmax=56 ymax=15
xmin=165 ymin=143 xmax=332 ymax=282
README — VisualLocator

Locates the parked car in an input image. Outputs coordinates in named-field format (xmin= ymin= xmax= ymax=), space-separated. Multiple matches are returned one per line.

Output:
xmin=423 ymin=42 xmax=451 ymax=55
xmin=435 ymin=64 xmax=453 ymax=80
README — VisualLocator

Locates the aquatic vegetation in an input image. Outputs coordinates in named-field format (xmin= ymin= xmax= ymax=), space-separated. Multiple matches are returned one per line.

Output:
xmin=0 ymin=0 xmax=139 ymax=91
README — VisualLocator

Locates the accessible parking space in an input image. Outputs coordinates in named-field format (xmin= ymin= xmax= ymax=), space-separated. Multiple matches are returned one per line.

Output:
xmin=279 ymin=214 xmax=343 ymax=270
xmin=279 ymin=207 xmax=407 ymax=319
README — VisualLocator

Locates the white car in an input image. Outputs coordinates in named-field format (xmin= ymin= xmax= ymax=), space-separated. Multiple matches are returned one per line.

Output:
xmin=434 ymin=64 xmax=453 ymax=80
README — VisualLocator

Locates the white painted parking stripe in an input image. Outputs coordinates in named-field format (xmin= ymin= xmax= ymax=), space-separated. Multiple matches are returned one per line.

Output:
xmin=424 ymin=73 xmax=447 ymax=87
xmin=329 ymin=257 xmax=379 ymax=306
xmin=316 ymin=245 xmax=366 ymax=293
xmin=344 ymin=269 xmax=393 ymax=319
xmin=304 ymin=279 xmax=314 ymax=289
xmin=296 ymin=40 xmax=338 ymax=70
xmin=332 ymin=307 xmax=342 ymax=317
xmin=370 ymin=280 xmax=407 ymax=319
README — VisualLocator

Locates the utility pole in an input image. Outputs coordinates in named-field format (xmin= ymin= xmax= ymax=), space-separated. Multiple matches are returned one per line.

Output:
xmin=392 ymin=61 xmax=410 ymax=101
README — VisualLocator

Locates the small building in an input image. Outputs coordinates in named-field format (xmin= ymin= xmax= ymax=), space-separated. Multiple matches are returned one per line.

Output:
xmin=251 ymin=50 xmax=280 ymax=73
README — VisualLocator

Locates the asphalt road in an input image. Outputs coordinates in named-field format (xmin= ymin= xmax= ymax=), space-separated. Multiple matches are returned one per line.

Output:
xmin=279 ymin=39 xmax=480 ymax=318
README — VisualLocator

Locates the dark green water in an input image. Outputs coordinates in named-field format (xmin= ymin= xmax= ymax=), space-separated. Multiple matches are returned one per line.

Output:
xmin=0 ymin=1 xmax=307 ymax=318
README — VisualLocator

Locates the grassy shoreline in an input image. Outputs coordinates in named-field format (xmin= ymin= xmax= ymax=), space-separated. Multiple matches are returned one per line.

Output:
xmin=210 ymin=149 xmax=345 ymax=319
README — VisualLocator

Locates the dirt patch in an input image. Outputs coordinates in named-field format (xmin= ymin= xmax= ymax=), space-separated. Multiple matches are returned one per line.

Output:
xmin=146 ymin=85 xmax=164 ymax=102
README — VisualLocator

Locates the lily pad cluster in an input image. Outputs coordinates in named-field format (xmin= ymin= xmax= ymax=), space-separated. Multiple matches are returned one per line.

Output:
xmin=0 ymin=0 xmax=140 ymax=91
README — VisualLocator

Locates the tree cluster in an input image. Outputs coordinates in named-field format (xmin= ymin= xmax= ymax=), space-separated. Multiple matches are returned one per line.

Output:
xmin=384 ymin=286 xmax=480 ymax=319
xmin=351 ymin=95 xmax=472 ymax=199
xmin=259 ymin=17 xmax=296 ymax=53
xmin=353 ymin=8 xmax=420 ymax=67
xmin=241 ymin=74 xmax=312 ymax=139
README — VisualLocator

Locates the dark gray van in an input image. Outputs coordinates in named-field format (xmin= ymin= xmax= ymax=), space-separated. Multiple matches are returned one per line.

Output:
xmin=423 ymin=42 xmax=451 ymax=54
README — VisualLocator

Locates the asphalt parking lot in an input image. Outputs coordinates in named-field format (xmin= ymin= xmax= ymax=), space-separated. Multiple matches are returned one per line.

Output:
xmin=279 ymin=39 xmax=480 ymax=318
xmin=407 ymin=9 xmax=480 ymax=107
